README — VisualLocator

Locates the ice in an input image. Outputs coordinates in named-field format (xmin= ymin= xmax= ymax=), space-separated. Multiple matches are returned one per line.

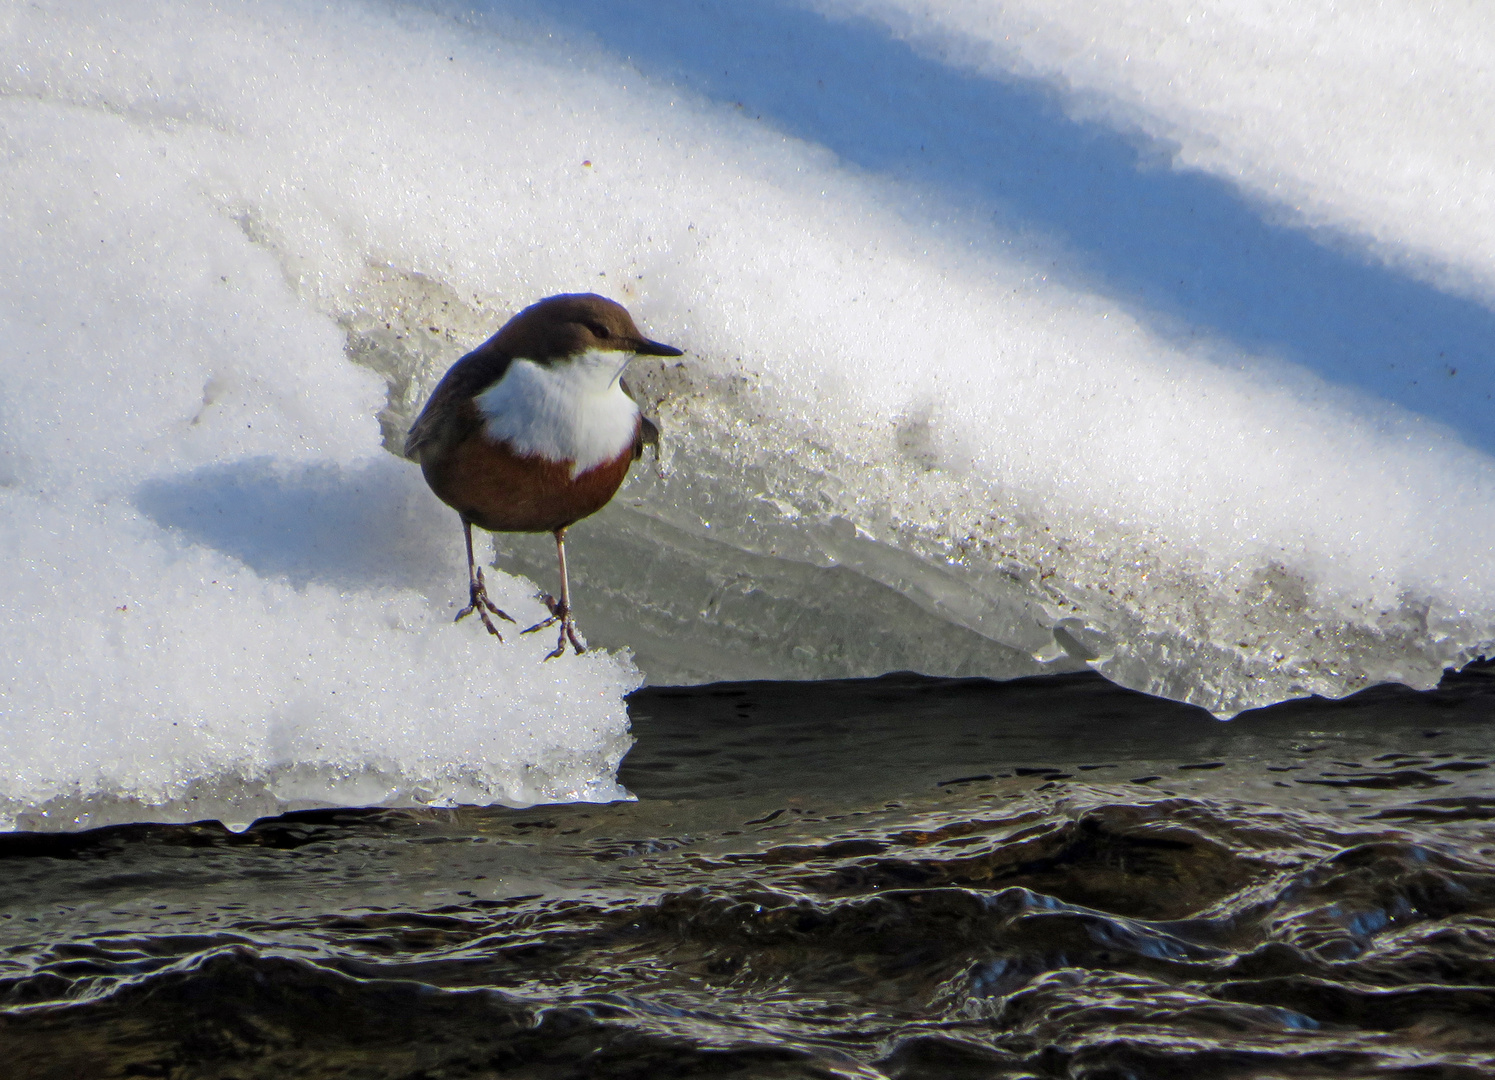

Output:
xmin=1 ymin=0 xmax=1492 ymax=826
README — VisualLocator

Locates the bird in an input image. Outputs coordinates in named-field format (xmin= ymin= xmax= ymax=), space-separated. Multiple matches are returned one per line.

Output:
xmin=404 ymin=293 xmax=682 ymax=659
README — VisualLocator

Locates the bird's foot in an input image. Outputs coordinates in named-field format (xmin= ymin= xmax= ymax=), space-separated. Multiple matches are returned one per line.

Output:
xmin=522 ymin=594 xmax=587 ymax=659
xmin=455 ymin=568 xmax=516 ymax=638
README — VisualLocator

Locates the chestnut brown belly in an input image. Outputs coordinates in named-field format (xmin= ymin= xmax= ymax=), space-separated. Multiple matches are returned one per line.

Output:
xmin=423 ymin=436 xmax=636 ymax=534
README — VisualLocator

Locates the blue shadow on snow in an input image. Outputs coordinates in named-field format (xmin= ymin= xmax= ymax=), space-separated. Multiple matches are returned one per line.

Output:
xmin=484 ymin=0 xmax=1495 ymax=455
xmin=136 ymin=456 xmax=456 ymax=592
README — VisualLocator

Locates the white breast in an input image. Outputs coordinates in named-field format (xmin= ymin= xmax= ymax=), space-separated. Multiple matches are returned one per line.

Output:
xmin=473 ymin=350 xmax=640 ymax=477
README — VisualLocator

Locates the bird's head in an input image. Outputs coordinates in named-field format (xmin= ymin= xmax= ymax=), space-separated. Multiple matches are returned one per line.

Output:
xmin=497 ymin=293 xmax=683 ymax=372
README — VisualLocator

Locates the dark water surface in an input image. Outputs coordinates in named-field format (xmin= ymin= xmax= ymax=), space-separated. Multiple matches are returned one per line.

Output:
xmin=2 ymin=667 xmax=1493 ymax=1079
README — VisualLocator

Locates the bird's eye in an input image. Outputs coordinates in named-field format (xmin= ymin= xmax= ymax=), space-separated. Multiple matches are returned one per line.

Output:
xmin=587 ymin=322 xmax=611 ymax=339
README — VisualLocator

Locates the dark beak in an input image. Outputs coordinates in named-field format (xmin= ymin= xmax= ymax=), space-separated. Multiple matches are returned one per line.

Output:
xmin=632 ymin=337 xmax=685 ymax=357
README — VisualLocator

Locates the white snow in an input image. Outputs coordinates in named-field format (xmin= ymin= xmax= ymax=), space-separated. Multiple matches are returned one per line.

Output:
xmin=1 ymin=0 xmax=1492 ymax=826
xmin=833 ymin=0 xmax=1495 ymax=303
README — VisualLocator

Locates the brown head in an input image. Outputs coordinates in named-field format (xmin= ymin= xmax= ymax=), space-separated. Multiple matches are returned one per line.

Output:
xmin=493 ymin=293 xmax=683 ymax=363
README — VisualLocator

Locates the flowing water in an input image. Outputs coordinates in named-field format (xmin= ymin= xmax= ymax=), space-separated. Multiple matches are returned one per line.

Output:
xmin=4 ymin=665 xmax=1492 ymax=1079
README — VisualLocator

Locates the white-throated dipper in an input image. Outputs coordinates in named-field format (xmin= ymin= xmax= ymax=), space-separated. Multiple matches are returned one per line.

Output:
xmin=405 ymin=293 xmax=683 ymax=659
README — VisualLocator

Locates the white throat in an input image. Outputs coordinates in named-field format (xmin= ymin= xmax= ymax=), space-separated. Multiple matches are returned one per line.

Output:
xmin=474 ymin=350 xmax=639 ymax=476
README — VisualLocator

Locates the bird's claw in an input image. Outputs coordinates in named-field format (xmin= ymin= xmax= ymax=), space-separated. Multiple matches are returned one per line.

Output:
xmin=455 ymin=567 xmax=516 ymax=639
xmin=522 ymin=594 xmax=586 ymax=658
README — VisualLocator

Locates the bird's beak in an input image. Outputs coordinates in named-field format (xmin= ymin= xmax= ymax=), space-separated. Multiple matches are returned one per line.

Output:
xmin=631 ymin=338 xmax=685 ymax=357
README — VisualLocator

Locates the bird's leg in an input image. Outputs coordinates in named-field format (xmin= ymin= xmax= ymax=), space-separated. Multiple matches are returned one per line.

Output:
xmin=552 ymin=530 xmax=587 ymax=656
xmin=455 ymin=520 xmax=515 ymax=638
xmin=523 ymin=527 xmax=587 ymax=659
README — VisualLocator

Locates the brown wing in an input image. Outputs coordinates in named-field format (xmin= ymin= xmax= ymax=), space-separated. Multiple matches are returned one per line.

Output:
xmin=404 ymin=340 xmax=514 ymax=462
